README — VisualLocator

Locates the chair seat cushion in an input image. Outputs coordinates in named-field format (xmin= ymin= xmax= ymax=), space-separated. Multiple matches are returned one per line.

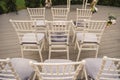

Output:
xmin=84 ymin=58 xmax=118 ymax=79
xmin=41 ymin=59 xmax=74 ymax=80
xmin=51 ymin=32 xmax=67 ymax=42
xmin=74 ymin=20 xmax=85 ymax=27
xmin=77 ymin=33 xmax=98 ymax=42
xmin=10 ymin=58 xmax=37 ymax=80
xmin=36 ymin=20 xmax=46 ymax=26
xmin=21 ymin=33 xmax=44 ymax=44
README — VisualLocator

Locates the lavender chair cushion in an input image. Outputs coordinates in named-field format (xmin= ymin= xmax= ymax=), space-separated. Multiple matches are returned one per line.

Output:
xmin=10 ymin=58 xmax=37 ymax=80
xmin=84 ymin=58 xmax=119 ymax=79
xmin=21 ymin=33 xmax=44 ymax=44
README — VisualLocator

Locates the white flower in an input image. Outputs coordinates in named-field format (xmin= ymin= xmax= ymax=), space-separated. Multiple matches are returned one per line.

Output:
xmin=94 ymin=7 xmax=98 ymax=12
xmin=111 ymin=19 xmax=116 ymax=24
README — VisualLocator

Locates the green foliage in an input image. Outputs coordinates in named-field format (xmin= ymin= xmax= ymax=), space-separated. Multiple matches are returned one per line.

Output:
xmin=16 ymin=0 xmax=25 ymax=9
xmin=0 ymin=5 xmax=4 ymax=14
xmin=6 ymin=0 xmax=18 ymax=13
xmin=24 ymin=0 xmax=42 ymax=8
xmin=52 ymin=0 xmax=66 ymax=5
xmin=71 ymin=0 xmax=82 ymax=5
xmin=98 ymin=0 xmax=120 ymax=7
xmin=0 ymin=0 xmax=7 ymax=13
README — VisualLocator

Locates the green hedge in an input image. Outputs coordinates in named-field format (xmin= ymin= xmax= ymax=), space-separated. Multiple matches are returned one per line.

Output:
xmin=98 ymin=0 xmax=120 ymax=7
xmin=0 ymin=0 xmax=120 ymax=14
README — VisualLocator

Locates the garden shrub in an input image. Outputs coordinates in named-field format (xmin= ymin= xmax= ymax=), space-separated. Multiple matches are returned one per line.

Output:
xmin=25 ymin=0 xmax=42 ymax=8
xmin=6 ymin=0 xmax=18 ymax=13
xmin=0 ymin=6 xmax=4 ymax=14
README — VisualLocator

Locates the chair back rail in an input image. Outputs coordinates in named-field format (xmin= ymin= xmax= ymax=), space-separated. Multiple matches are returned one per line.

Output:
xmin=77 ymin=8 xmax=92 ymax=21
xmin=30 ymin=61 xmax=86 ymax=80
xmin=27 ymin=8 xmax=45 ymax=20
xmin=0 ymin=58 xmax=20 ymax=80
xmin=51 ymin=8 xmax=69 ymax=21
xmin=84 ymin=20 xmax=107 ymax=43
xmin=96 ymin=56 xmax=120 ymax=80
xmin=9 ymin=20 xmax=36 ymax=43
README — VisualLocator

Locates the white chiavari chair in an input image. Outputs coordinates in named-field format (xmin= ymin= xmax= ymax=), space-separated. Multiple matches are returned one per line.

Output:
xmin=51 ymin=8 xmax=69 ymax=21
xmin=10 ymin=19 xmax=45 ymax=62
xmin=0 ymin=58 xmax=20 ymax=80
xmin=76 ymin=8 xmax=92 ymax=31
xmin=84 ymin=56 xmax=120 ymax=80
xmin=82 ymin=0 xmax=88 ymax=9
xmin=72 ymin=8 xmax=92 ymax=43
xmin=30 ymin=59 xmax=88 ymax=80
xmin=76 ymin=20 xmax=107 ymax=61
xmin=27 ymin=8 xmax=46 ymax=33
xmin=46 ymin=21 xmax=72 ymax=60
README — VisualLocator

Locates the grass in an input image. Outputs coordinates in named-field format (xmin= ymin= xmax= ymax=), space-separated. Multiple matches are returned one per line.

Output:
xmin=16 ymin=0 xmax=26 ymax=10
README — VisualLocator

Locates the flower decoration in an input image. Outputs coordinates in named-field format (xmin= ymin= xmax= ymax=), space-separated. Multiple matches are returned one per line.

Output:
xmin=90 ymin=0 xmax=98 ymax=14
xmin=107 ymin=14 xmax=117 ymax=27
xmin=91 ymin=6 xmax=98 ymax=13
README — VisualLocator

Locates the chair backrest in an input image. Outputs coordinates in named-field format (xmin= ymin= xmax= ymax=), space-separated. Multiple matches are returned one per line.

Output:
xmin=77 ymin=8 xmax=92 ymax=21
xmin=27 ymin=8 xmax=45 ymax=20
xmin=82 ymin=20 xmax=107 ymax=43
xmin=46 ymin=21 xmax=72 ymax=45
xmin=96 ymin=56 xmax=120 ymax=80
xmin=0 ymin=58 xmax=20 ymax=80
xmin=30 ymin=60 xmax=85 ymax=80
xmin=51 ymin=8 xmax=69 ymax=21
xmin=82 ymin=0 xmax=88 ymax=9
xmin=9 ymin=19 xmax=36 ymax=43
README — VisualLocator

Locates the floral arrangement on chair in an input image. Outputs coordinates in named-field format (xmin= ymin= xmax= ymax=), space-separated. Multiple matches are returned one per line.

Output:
xmin=90 ymin=0 xmax=98 ymax=14
xmin=107 ymin=14 xmax=117 ymax=27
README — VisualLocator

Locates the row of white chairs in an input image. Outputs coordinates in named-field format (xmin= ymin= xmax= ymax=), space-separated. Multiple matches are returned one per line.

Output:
xmin=0 ymin=56 xmax=119 ymax=80
xmin=10 ymin=19 xmax=107 ymax=61
xmin=27 ymin=7 xmax=69 ymax=21
xmin=27 ymin=7 xmax=92 ymax=21
xmin=9 ymin=20 xmax=75 ymax=61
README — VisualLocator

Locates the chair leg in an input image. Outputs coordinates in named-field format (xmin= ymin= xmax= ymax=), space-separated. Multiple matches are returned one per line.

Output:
xmin=76 ymin=45 xmax=82 ymax=61
xmin=95 ymin=45 xmax=99 ymax=58
xmin=31 ymin=72 xmax=36 ymax=80
xmin=83 ymin=66 xmax=88 ymax=80
xmin=74 ymin=40 xmax=77 ymax=54
xmin=43 ymin=39 xmax=46 ymax=51
xmin=72 ymin=32 xmax=76 ymax=43
xmin=67 ymin=46 xmax=69 ymax=60
xmin=21 ymin=45 xmax=24 ymax=58
xmin=38 ymin=45 xmax=43 ymax=62
xmin=48 ymin=46 xmax=51 ymax=59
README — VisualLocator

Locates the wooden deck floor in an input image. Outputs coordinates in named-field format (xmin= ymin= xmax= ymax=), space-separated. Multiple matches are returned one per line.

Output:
xmin=0 ymin=5 xmax=120 ymax=61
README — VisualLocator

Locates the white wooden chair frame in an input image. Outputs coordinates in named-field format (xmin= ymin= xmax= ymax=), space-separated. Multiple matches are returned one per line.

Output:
xmin=76 ymin=20 xmax=107 ymax=61
xmin=27 ymin=8 xmax=47 ymax=34
xmin=96 ymin=56 xmax=120 ymax=80
xmin=76 ymin=8 xmax=92 ymax=22
xmin=46 ymin=21 xmax=73 ymax=60
xmin=27 ymin=8 xmax=45 ymax=21
xmin=30 ymin=60 xmax=88 ymax=80
xmin=0 ymin=58 xmax=20 ymax=80
xmin=72 ymin=8 xmax=92 ymax=42
xmin=10 ymin=19 xmax=44 ymax=62
xmin=82 ymin=0 xmax=88 ymax=9
xmin=51 ymin=8 xmax=69 ymax=21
